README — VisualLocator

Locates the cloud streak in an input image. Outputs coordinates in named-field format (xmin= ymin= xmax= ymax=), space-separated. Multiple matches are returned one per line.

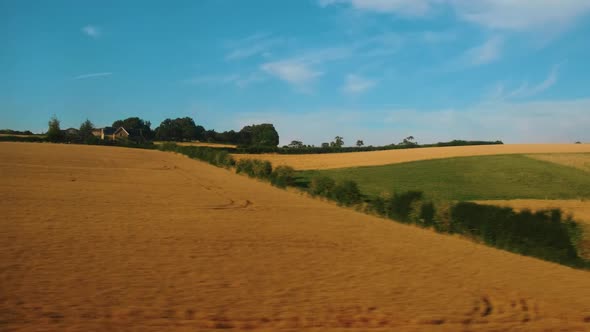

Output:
xmin=343 ymin=74 xmax=376 ymax=94
xmin=319 ymin=0 xmax=433 ymax=16
xmin=320 ymin=0 xmax=590 ymax=32
xmin=82 ymin=25 xmax=101 ymax=38
xmin=224 ymin=33 xmax=283 ymax=60
xmin=463 ymin=36 xmax=503 ymax=66
xmin=261 ymin=60 xmax=323 ymax=87
xmin=186 ymin=72 xmax=265 ymax=87
xmin=74 ymin=72 xmax=112 ymax=80
xmin=492 ymin=64 xmax=561 ymax=100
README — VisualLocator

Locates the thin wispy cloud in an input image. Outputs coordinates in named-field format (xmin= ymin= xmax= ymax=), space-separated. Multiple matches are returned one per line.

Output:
xmin=319 ymin=0 xmax=433 ymax=16
xmin=224 ymin=33 xmax=283 ymax=61
xmin=453 ymin=0 xmax=590 ymax=31
xmin=463 ymin=36 xmax=503 ymax=66
xmin=261 ymin=60 xmax=323 ymax=87
xmin=491 ymin=64 xmax=561 ymax=100
xmin=81 ymin=25 xmax=101 ymax=38
xmin=74 ymin=72 xmax=112 ymax=80
xmin=186 ymin=72 xmax=265 ymax=88
xmin=343 ymin=74 xmax=376 ymax=94
xmin=320 ymin=0 xmax=590 ymax=33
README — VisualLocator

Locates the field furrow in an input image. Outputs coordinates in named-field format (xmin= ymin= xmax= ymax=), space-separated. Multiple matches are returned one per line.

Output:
xmin=1 ymin=142 xmax=590 ymax=331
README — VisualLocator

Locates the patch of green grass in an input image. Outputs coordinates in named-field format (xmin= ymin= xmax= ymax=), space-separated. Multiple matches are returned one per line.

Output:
xmin=297 ymin=155 xmax=590 ymax=201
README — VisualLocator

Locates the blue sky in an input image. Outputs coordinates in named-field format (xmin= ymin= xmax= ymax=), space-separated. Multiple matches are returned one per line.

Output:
xmin=1 ymin=0 xmax=590 ymax=145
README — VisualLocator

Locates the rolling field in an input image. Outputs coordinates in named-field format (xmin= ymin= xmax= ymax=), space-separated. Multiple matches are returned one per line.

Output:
xmin=234 ymin=144 xmax=590 ymax=170
xmin=2 ymin=142 xmax=590 ymax=331
xmin=298 ymin=155 xmax=590 ymax=201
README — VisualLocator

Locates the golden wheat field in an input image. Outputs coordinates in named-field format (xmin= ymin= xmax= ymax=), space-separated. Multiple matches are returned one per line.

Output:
xmin=2 ymin=142 xmax=590 ymax=332
xmin=527 ymin=153 xmax=590 ymax=173
xmin=234 ymin=144 xmax=590 ymax=170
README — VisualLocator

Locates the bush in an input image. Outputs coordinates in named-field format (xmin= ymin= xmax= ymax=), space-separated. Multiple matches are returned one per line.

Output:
xmin=236 ymin=159 xmax=272 ymax=179
xmin=236 ymin=159 xmax=254 ymax=176
xmin=369 ymin=196 xmax=387 ymax=216
xmin=213 ymin=150 xmax=235 ymax=168
xmin=451 ymin=202 xmax=584 ymax=266
xmin=270 ymin=165 xmax=295 ymax=188
xmin=252 ymin=160 xmax=272 ymax=179
xmin=332 ymin=180 xmax=362 ymax=206
xmin=386 ymin=191 xmax=424 ymax=222
xmin=433 ymin=201 xmax=452 ymax=233
xmin=158 ymin=142 xmax=179 ymax=152
xmin=408 ymin=200 xmax=436 ymax=227
xmin=309 ymin=176 xmax=336 ymax=197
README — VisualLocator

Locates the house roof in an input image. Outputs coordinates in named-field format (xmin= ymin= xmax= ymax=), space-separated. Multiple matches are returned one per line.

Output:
xmin=113 ymin=127 xmax=144 ymax=138
xmin=114 ymin=127 xmax=129 ymax=136
xmin=102 ymin=127 xmax=116 ymax=135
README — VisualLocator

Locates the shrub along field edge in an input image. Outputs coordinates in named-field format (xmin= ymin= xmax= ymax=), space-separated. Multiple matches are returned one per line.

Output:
xmin=157 ymin=142 xmax=589 ymax=269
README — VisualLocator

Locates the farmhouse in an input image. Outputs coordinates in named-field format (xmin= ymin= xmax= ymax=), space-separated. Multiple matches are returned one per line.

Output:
xmin=92 ymin=127 xmax=117 ymax=140
xmin=63 ymin=128 xmax=79 ymax=135
xmin=92 ymin=126 xmax=145 ymax=142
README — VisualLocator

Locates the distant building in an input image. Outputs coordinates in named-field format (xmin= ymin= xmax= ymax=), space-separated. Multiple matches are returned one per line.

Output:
xmin=93 ymin=126 xmax=145 ymax=142
xmin=92 ymin=127 xmax=117 ymax=140
xmin=114 ymin=127 xmax=145 ymax=141
xmin=63 ymin=128 xmax=79 ymax=135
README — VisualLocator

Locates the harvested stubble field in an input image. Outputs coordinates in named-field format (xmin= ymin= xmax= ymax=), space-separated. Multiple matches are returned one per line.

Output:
xmin=234 ymin=144 xmax=590 ymax=170
xmin=2 ymin=142 xmax=590 ymax=332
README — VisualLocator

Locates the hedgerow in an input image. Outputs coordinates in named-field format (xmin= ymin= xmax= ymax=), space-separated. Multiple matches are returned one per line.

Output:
xmin=155 ymin=142 xmax=589 ymax=269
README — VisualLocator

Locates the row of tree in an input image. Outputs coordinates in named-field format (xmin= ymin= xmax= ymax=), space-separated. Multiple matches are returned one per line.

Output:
xmin=290 ymin=136 xmax=415 ymax=149
xmin=45 ymin=115 xmax=280 ymax=147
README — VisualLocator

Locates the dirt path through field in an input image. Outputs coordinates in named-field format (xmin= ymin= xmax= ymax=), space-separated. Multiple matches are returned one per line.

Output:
xmin=2 ymin=142 xmax=590 ymax=331
xmin=234 ymin=144 xmax=590 ymax=170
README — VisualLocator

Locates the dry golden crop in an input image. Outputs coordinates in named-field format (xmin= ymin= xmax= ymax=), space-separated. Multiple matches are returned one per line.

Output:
xmin=234 ymin=144 xmax=590 ymax=170
xmin=2 ymin=142 xmax=590 ymax=331
xmin=527 ymin=153 xmax=590 ymax=173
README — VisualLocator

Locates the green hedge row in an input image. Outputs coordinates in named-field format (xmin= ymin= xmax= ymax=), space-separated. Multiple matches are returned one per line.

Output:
xmin=451 ymin=202 xmax=583 ymax=266
xmin=155 ymin=143 xmax=588 ymax=269
xmin=307 ymin=174 xmax=589 ymax=268
xmin=308 ymin=176 xmax=362 ymax=206
xmin=158 ymin=142 xmax=235 ymax=168
xmin=159 ymin=143 xmax=297 ymax=189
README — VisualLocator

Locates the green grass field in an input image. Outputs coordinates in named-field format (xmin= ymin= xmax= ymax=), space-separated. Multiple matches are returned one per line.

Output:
xmin=297 ymin=154 xmax=590 ymax=201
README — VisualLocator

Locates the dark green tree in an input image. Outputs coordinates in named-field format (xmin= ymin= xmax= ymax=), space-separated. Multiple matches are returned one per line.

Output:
xmin=356 ymin=139 xmax=364 ymax=147
xmin=79 ymin=119 xmax=95 ymax=143
xmin=46 ymin=115 xmax=63 ymax=142
xmin=112 ymin=117 xmax=153 ymax=138
xmin=289 ymin=140 xmax=304 ymax=148
xmin=155 ymin=117 xmax=199 ymax=141
xmin=331 ymin=136 xmax=344 ymax=148
xmin=238 ymin=123 xmax=279 ymax=147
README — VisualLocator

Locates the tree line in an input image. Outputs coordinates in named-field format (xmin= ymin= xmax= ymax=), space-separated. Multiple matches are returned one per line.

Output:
xmin=41 ymin=115 xmax=280 ymax=147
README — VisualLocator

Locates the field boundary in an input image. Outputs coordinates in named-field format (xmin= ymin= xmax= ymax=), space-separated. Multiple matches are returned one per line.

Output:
xmin=157 ymin=142 xmax=590 ymax=270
